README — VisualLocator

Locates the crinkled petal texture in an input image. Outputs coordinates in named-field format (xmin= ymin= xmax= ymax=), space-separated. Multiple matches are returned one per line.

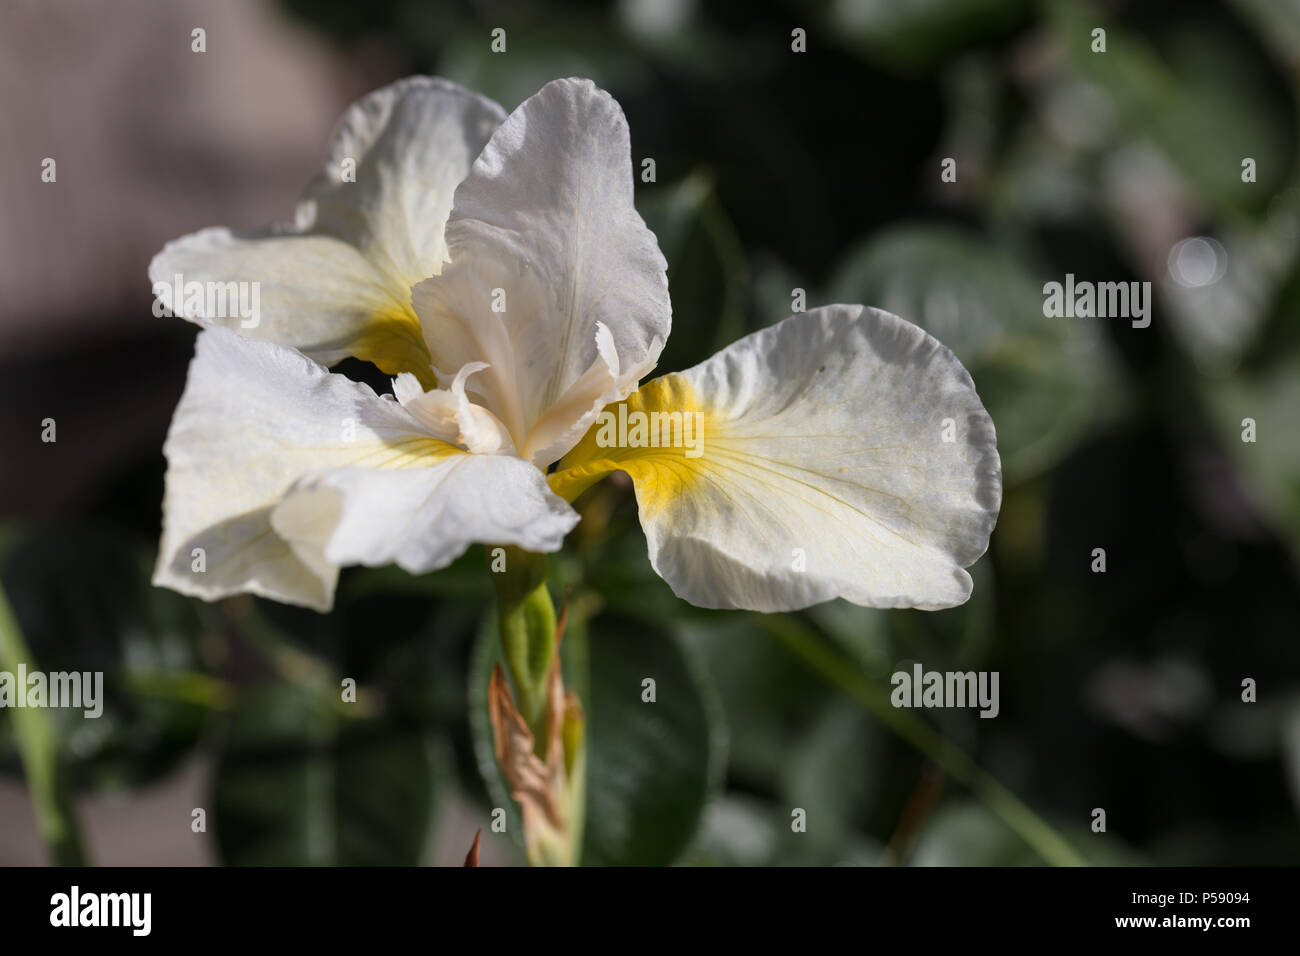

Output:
xmin=550 ymin=305 xmax=1002 ymax=612
xmin=413 ymin=77 xmax=670 ymax=468
xmin=155 ymin=328 xmax=577 ymax=611
xmin=149 ymin=77 xmax=505 ymax=381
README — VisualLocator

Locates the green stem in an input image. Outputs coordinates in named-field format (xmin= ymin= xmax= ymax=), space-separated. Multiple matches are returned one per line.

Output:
xmin=488 ymin=549 xmax=588 ymax=866
xmin=491 ymin=547 xmax=557 ymax=746
xmin=759 ymin=614 xmax=1087 ymax=868
xmin=0 ymin=582 xmax=88 ymax=865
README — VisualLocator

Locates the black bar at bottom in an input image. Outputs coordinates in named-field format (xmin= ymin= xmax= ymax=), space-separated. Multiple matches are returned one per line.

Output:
xmin=0 ymin=865 xmax=1284 ymax=942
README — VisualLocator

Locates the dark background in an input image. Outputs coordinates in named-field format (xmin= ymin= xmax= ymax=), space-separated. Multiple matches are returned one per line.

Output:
xmin=1 ymin=0 xmax=1297 ymax=865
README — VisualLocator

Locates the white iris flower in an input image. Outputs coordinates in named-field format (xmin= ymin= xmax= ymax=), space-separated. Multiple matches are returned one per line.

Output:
xmin=150 ymin=76 xmax=1001 ymax=614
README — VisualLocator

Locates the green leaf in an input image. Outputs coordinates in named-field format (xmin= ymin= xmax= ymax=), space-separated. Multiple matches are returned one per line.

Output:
xmin=0 ymin=582 xmax=86 ymax=864
xmin=829 ymin=224 xmax=1117 ymax=480
xmin=679 ymin=615 xmax=826 ymax=784
xmin=212 ymin=684 xmax=435 ymax=865
xmin=0 ymin=523 xmax=212 ymax=789
xmin=581 ymin=611 xmax=725 ymax=865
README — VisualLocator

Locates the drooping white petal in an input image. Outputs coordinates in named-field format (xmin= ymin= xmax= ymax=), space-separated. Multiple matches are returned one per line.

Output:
xmin=551 ymin=305 xmax=1002 ymax=612
xmin=155 ymin=328 xmax=572 ymax=611
xmin=271 ymin=455 xmax=578 ymax=576
xmin=413 ymin=77 xmax=670 ymax=464
xmin=149 ymin=77 xmax=506 ymax=379
xmin=155 ymin=327 xmax=450 ymax=609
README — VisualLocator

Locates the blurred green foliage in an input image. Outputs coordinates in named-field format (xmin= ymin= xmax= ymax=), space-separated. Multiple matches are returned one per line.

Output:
xmin=3 ymin=0 xmax=1300 ymax=865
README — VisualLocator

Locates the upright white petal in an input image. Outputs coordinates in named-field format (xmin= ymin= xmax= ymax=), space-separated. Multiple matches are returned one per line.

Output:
xmin=413 ymin=77 xmax=670 ymax=464
xmin=551 ymin=305 xmax=1002 ymax=612
xmin=156 ymin=328 xmax=574 ymax=611
xmin=305 ymin=76 xmax=504 ymax=281
xmin=523 ymin=322 xmax=660 ymax=469
xmin=149 ymin=77 xmax=506 ymax=379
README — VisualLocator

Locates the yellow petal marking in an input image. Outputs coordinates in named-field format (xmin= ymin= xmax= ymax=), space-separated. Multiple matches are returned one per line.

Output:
xmin=349 ymin=303 xmax=437 ymax=389
xmin=548 ymin=374 xmax=710 ymax=519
